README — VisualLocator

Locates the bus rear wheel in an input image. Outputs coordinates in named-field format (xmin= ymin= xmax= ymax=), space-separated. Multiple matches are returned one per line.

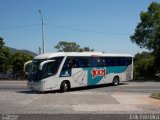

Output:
xmin=112 ymin=76 xmax=119 ymax=86
xmin=60 ymin=81 xmax=69 ymax=93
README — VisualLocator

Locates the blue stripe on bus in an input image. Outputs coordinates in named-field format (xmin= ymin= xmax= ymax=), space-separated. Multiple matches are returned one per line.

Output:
xmin=83 ymin=66 xmax=127 ymax=85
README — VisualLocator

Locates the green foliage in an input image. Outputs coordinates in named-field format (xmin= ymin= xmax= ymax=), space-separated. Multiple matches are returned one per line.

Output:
xmin=0 ymin=37 xmax=10 ymax=72
xmin=83 ymin=47 xmax=94 ymax=52
xmin=151 ymin=92 xmax=160 ymax=100
xmin=131 ymin=2 xmax=160 ymax=50
xmin=55 ymin=41 xmax=80 ymax=52
xmin=55 ymin=41 xmax=94 ymax=52
xmin=134 ymin=52 xmax=155 ymax=79
xmin=0 ymin=37 xmax=4 ymax=48
xmin=131 ymin=2 xmax=160 ymax=70
xmin=10 ymin=52 xmax=33 ymax=78
xmin=0 ymin=36 xmax=34 ymax=79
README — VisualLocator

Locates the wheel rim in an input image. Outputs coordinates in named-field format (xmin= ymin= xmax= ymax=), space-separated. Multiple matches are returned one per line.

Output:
xmin=61 ymin=82 xmax=68 ymax=92
xmin=114 ymin=79 xmax=118 ymax=85
xmin=113 ymin=77 xmax=119 ymax=85
xmin=64 ymin=83 xmax=68 ymax=90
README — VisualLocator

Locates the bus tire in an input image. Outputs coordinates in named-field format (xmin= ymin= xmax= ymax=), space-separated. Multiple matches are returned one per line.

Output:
xmin=60 ymin=81 xmax=69 ymax=93
xmin=112 ymin=76 xmax=119 ymax=86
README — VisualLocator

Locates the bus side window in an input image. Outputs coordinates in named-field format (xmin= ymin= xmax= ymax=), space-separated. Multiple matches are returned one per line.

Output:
xmin=127 ymin=57 xmax=132 ymax=65
xmin=80 ymin=57 xmax=91 ymax=67
xmin=62 ymin=58 xmax=71 ymax=71
xmin=92 ymin=57 xmax=105 ymax=67
xmin=124 ymin=57 xmax=132 ymax=66
xmin=44 ymin=62 xmax=57 ymax=76
xmin=122 ymin=57 xmax=129 ymax=66
xmin=115 ymin=57 xmax=121 ymax=66
xmin=105 ymin=57 xmax=113 ymax=66
xmin=62 ymin=57 xmax=80 ymax=71
xmin=45 ymin=63 xmax=52 ymax=76
xmin=72 ymin=58 xmax=79 ymax=68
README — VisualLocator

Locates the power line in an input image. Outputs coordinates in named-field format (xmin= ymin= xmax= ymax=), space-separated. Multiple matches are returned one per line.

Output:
xmin=0 ymin=23 xmax=131 ymax=36
xmin=0 ymin=24 xmax=40 ymax=30
xmin=45 ymin=24 xmax=131 ymax=36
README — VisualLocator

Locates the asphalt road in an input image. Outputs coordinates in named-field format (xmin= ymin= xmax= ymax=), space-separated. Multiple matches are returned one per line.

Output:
xmin=0 ymin=80 xmax=160 ymax=94
xmin=0 ymin=80 xmax=160 ymax=120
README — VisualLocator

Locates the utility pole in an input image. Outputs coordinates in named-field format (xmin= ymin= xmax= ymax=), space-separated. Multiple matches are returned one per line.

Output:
xmin=38 ymin=10 xmax=45 ymax=54
xmin=38 ymin=47 xmax=41 ymax=55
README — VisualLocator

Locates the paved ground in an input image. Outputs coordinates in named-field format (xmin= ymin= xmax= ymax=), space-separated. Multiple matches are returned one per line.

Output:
xmin=0 ymin=80 xmax=160 ymax=119
xmin=0 ymin=80 xmax=160 ymax=114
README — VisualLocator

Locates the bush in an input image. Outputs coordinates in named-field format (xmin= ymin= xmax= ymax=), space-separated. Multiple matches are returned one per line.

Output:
xmin=133 ymin=52 xmax=155 ymax=79
xmin=151 ymin=92 xmax=160 ymax=100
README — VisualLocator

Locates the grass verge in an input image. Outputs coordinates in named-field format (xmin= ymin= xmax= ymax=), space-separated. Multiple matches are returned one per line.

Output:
xmin=151 ymin=92 xmax=160 ymax=100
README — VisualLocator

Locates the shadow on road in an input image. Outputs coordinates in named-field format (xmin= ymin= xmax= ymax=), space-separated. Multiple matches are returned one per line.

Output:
xmin=17 ymin=90 xmax=35 ymax=94
xmin=17 ymin=83 xmax=127 ymax=94
xmin=129 ymin=79 xmax=160 ymax=83
xmin=68 ymin=83 xmax=127 ymax=92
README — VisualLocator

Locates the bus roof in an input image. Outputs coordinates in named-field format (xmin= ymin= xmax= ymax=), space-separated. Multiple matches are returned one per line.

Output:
xmin=34 ymin=52 xmax=133 ymax=60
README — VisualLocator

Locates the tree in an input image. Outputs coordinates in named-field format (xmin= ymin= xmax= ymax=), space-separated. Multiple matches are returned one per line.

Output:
xmin=55 ymin=41 xmax=80 ymax=52
xmin=0 ymin=37 xmax=10 ymax=72
xmin=0 ymin=37 xmax=4 ymax=48
xmin=83 ymin=47 xmax=94 ymax=52
xmin=133 ymin=52 xmax=155 ymax=79
xmin=55 ymin=41 xmax=94 ymax=52
xmin=130 ymin=2 xmax=160 ymax=70
xmin=10 ymin=52 xmax=32 ymax=79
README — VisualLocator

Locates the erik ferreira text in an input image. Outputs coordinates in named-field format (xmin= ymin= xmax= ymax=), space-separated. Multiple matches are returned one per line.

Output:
xmin=130 ymin=114 xmax=160 ymax=120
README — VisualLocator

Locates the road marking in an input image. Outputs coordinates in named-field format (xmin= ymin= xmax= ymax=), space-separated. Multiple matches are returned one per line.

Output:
xmin=125 ymin=89 xmax=160 ymax=91
xmin=72 ymin=104 xmax=142 ymax=112
xmin=113 ymin=93 xmax=160 ymax=105
xmin=124 ymin=83 xmax=160 ymax=86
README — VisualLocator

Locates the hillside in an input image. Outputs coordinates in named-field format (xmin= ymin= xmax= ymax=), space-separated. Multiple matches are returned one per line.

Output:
xmin=6 ymin=46 xmax=37 ymax=57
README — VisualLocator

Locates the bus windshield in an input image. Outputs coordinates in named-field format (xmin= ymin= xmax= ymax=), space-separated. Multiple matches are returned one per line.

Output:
xmin=28 ymin=57 xmax=64 ymax=81
xmin=28 ymin=60 xmax=44 ymax=81
xmin=32 ymin=60 xmax=41 ymax=74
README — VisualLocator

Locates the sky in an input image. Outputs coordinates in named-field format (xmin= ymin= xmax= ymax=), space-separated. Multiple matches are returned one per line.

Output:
xmin=0 ymin=0 xmax=160 ymax=55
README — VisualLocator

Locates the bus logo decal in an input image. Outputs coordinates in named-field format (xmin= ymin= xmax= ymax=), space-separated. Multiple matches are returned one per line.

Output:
xmin=91 ymin=68 xmax=106 ymax=79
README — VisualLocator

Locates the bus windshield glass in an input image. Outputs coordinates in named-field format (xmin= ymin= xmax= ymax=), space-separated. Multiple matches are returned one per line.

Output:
xmin=28 ymin=57 xmax=64 ymax=81
xmin=28 ymin=60 xmax=44 ymax=81
xmin=32 ymin=60 xmax=41 ymax=74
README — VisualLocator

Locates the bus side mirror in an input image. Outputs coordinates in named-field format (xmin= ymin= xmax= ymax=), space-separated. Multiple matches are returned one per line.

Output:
xmin=39 ymin=60 xmax=55 ymax=70
xmin=24 ymin=61 xmax=32 ymax=75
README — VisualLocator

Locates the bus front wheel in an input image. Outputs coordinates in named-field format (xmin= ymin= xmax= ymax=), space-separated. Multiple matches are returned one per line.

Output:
xmin=112 ymin=76 xmax=119 ymax=86
xmin=60 ymin=81 xmax=69 ymax=92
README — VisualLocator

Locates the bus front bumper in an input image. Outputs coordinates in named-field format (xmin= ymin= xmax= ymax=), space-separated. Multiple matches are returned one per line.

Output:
xmin=27 ymin=80 xmax=44 ymax=91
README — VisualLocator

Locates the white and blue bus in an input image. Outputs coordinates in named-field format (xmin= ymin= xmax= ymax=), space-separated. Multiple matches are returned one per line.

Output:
xmin=24 ymin=52 xmax=133 ymax=92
